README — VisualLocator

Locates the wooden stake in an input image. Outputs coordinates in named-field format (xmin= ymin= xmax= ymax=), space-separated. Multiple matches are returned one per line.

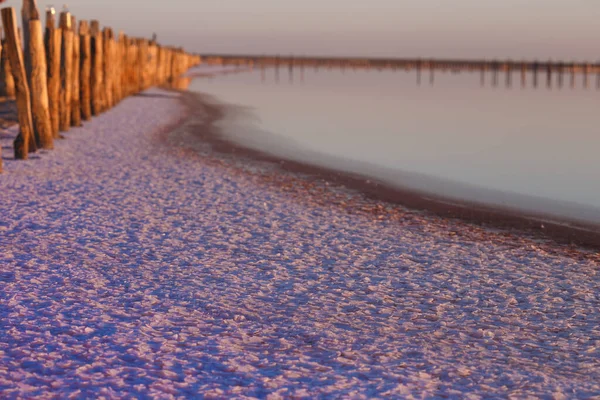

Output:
xmin=102 ymin=28 xmax=113 ymax=109
xmin=90 ymin=20 xmax=103 ymax=115
xmin=59 ymin=11 xmax=72 ymax=131
xmin=70 ymin=15 xmax=81 ymax=126
xmin=26 ymin=0 xmax=53 ymax=149
xmin=0 ymin=39 xmax=2 ymax=172
xmin=1 ymin=7 xmax=36 ymax=158
xmin=45 ymin=8 xmax=61 ymax=138
xmin=78 ymin=20 xmax=91 ymax=121
xmin=0 ymin=38 xmax=16 ymax=97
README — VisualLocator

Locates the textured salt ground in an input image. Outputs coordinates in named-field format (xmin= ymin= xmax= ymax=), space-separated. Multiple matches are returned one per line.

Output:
xmin=0 ymin=89 xmax=599 ymax=399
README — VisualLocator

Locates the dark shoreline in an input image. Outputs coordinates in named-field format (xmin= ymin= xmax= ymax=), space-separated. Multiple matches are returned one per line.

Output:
xmin=174 ymin=90 xmax=600 ymax=250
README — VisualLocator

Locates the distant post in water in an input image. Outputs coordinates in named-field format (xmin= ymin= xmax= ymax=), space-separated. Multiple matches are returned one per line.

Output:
xmin=2 ymin=6 xmax=36 ymax=158
xmin=45 ymin=6 xmax=61 ymax=138
xmin=25 ymin=0 xmax=54 ymax=149
xmin=59 ymin=10 xmax=73 ymax=131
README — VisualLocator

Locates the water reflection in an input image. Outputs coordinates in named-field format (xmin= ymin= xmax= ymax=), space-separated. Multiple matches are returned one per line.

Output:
xmin=245 ymin=62 xmax=600 ymax=91
xmin=189 ymin=65 xmax=600 ymax=224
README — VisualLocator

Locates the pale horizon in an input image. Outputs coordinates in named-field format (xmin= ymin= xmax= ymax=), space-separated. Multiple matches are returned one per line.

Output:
xmin=28 ymin=0 xmax=600 ymax=60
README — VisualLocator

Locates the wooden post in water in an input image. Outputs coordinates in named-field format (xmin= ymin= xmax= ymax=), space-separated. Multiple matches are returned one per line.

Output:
xmin=504 ymin=62 xmax=511 ymax=88
xmin=570 ymin=63 xmax=575 ymax=88
xmin=583 ymin=63 xmax=589 ymax=89
xmin=532 ymin=61 xmax=538 ymax=88
xmin=520 ymin=62 xmax=526 ymax=88
xmin=492 ymin=61 xmax=498 ymax=87
xmin=25 ymin=0 xmax=53 ymax=149
xmin=90 ymin=20 xmax=103 ymax=115
xmin=45 ymin=8 xmax=61 ymax=138
xmin=2 ymin=7 xmax=36 ymax=158
xmin=429 ymin=62 xmax=434 ymax=85
xmin=59 ymin=11 xmax=72 ymax=131
xmin=70 ymin=15 xmax=81 ymax=126
xmin=557 ymin=63 xmax=563 ymax=88
xmin=79 ymin=20 xmax=91 ymax=121
xmin=0 ymin=39 xmax=16 ymax=97
xmin=546 ymin=61 xmax=552 ymax=89
xmin=480 ymin=64 xmax=485 ymax=87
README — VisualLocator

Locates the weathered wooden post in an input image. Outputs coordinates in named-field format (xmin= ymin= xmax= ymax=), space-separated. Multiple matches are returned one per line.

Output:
xmin=70 ymin=15 xmax=81 ymax=126
xmin=59 ymin=10 xmax=72 ymax=131
xmin=504 ymin=62 xmax=511 ymax=87
xmin=113 ymin=32 xmax=123 ymax=104
xmin=45 ymin=7 xmax=61 ymax=138
xmin=90 ymin=20 xmax=103 ymax=114
xmin=102 ymin=28 xmax=113 ymax=109
xmin=0 ymin=39 xmax=16 ymax=97
xmin=21 ymin=0 xmax=34 ymax=82
xmin=25 ymin=0 xmax=53 ymax=149
xmin=78 ymin=20 xmax=91 ymax=121
xmin=546 ymin=60 xmax=552 ymax=89
xmin=120 ymin=34 xmax=129 ymax=95
xmin=570 ymin=63 xmax=576 ymax=88
xmin=532 ymin=61 xmax=538 ymax=88
xmin=0 ymin=39 xmax=2 ymax=172
xmin=583 ymin=63 xmax=589 ymax=89
xmin=137 ymin=38 xmax=148 ymax=92
xmin=520 ymin=62 xmax=526 ymax=88
xmin=2 ymin=7 xmax=36 ymax=158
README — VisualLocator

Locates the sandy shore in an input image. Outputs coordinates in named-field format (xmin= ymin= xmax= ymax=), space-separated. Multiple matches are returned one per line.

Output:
xmin=1 ymin=89 xmax=600 ymax=397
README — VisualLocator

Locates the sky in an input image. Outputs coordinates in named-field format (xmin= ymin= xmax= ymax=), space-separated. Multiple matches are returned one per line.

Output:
xmin=27 ymin=0 xmax=600 ymax=60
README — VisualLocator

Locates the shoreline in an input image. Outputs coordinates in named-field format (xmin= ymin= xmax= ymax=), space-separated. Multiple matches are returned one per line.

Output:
xmin=175 ymin=89 xmax=600 ymax=250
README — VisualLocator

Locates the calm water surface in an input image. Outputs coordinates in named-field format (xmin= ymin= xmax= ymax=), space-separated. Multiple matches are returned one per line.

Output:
xmin=189 ymin=65 xmax=600 ymax=224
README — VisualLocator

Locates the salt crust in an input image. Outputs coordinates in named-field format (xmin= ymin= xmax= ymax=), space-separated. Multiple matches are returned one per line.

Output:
xmin=0 ymin=89 xmax=599 ymax=398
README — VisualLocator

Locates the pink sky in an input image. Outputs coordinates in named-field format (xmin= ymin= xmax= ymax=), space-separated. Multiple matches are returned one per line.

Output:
xmin=31 ymin=0 xmax=600 ymax=60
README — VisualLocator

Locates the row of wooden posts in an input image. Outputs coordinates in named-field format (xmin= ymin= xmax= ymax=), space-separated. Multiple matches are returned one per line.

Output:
xmin=0 ymin=1 xmax=200 ymax=173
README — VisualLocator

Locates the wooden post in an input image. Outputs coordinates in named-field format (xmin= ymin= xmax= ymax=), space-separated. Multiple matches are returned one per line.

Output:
xmin=112 ymin=32 xmax=122 ymax=104
xmin=102 ymin=28 xmax=113 ymax=109
xmin=45 ymin=8 xmax=61 ymax=138
xmin=90 ymin=20 xmax=103 ymax=115
xmin=137 ymin=38 xmax=148 ymax=92
xmin=70 ymin=15 xmax=81 ymax=126
xmin=2 ymin=7 xmax=36 ymax=158
xmin=0 ymin=39 xmax=16 ymax=97
xmin=59 ymin=11 xmax=72 ymax=131
xmin=79 ymin=20 xmax=91 ymax=121
xmin=0 ymin=40 xmax=2 ymax=172
xmin=26 ymin=0 xmax=53 ymax=149
xmin=21 ymin=0 xmax=34 ymax=84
